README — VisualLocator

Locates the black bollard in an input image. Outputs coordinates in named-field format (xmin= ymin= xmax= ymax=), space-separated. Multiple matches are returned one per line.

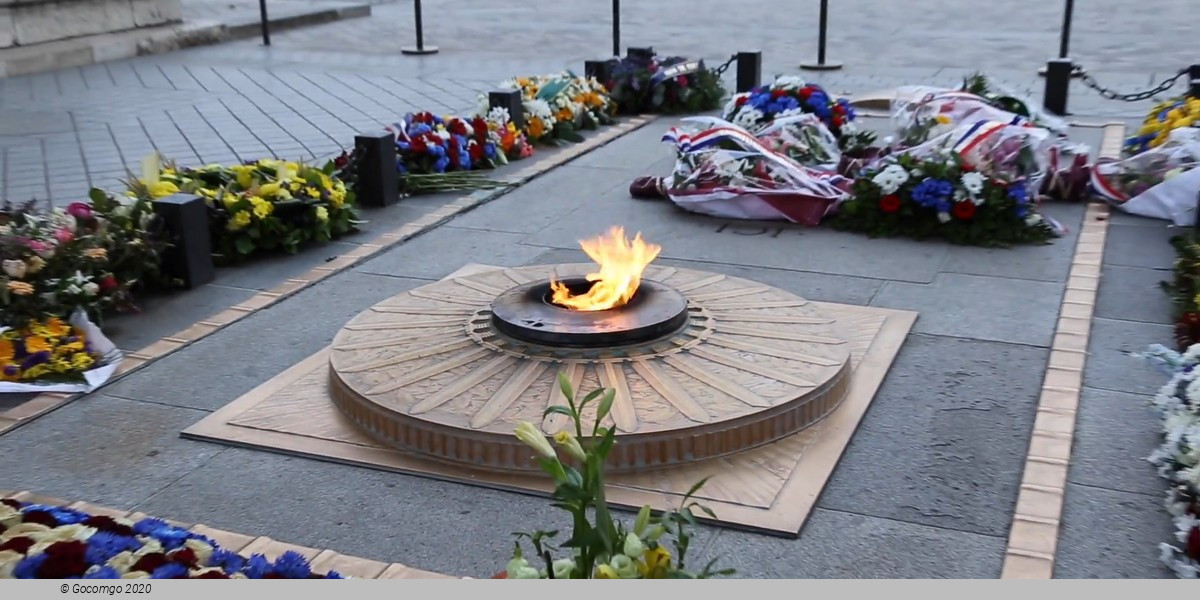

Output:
xmin=736 ymin=51 xmax=762 ymax=93
xmin=152 ymin=195 xmax=215 ymax=289
xmin=258 ymin=0 xmax=270 ymax=46
xmin=611 ymin=0 xmax=620 ymax=57
xmin=1189 ymin=64 xmax=1200 ymax=99
xmin=585 ymin=59 xmax=616 ymax=84
xmin=489 ymin=90 xmax=526 ymax=131
xmin=1038 ymin=0 xmax=1085 ymax=78
xmin=1043 ymin=58 xmax=1073 ymax=116
xmin=354 ymin=133 xmax=400 ymax=207
xmin=401 ymin=0 xmax=439 ymax=55
xmin=800 ymin=0 xmax=842 ymax=71
xmin=627 ymin=46 xmax=655 ymax=61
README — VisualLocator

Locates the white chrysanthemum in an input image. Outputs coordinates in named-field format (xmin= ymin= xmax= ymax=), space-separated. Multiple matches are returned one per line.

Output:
xmin=937 ymin=211 xmax=951 ymax=224
xmin=870 ymin=164 xmax=910 ymax=195
xmin=777 ymin=107 xmax=806 ymax=119
xmin=732 ymin=108 xmax=765 ymax=129
xmin=1025 ymin=213 xmax=1044 ymax=226
xmin=960 ymin=171 xmax=986 ymax=195
xmin=773 ymin=75 xmax=807 ymax=90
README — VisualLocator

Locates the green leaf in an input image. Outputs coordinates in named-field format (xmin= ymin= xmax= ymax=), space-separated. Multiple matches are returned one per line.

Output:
xmin=543 ymin=405 xmax=574 ymax=420
xmin=234 ymin=235 xmax=255 ymax=255
xmin=88 ymin=188 xmax=108 ymax=204
xmin=594 ymin=388 xmax=615 ymax=426
xmin=681 ymin=476 xmax=711 ymax=504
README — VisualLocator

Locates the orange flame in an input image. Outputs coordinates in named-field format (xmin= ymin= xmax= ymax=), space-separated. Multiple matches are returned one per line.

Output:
xmin=550 ymin=226 xmax=661 ymax=311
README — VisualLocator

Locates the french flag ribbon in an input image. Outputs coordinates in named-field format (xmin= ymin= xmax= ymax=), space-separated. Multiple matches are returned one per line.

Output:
xmin=951 ymin=120 xmax=1010 ymax=156
xmin=1089 ymin=161 xmax=1128 ymax=203
xmin=663 ymin=125 xmax=849 ymax=197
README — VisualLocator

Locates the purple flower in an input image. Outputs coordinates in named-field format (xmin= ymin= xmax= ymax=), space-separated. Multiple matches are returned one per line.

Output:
xmin=66 ymin=202 xmax=93 ymax=220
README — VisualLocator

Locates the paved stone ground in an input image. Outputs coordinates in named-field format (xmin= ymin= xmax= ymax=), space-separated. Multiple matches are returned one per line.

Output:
xmin=0 ymin=0 xmax=1190 ymax=578
xmin=0 ymin=115 xmax=1177 ymax=578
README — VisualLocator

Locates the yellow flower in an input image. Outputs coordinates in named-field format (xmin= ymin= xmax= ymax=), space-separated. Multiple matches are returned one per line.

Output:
xmin=146 ymin=180 xmax=179 ymax=199
xmin=259 ymin=182 xmax=282 ymax=197
xmin=24 ymin=336 xmax=50 ymax=354
xmin=594 ymin=564 xmax=620 ymax=579
xmin=528 ymin=117 xmax=546 ymax=139
xmin=315 ymin=206 xmax=329 ymax=223
xmin=221 ymin=192 xmax=239 ymax=210
xmin=288 ymin=181 xmax=302 ymax=193
xmin=227 ymin=210 xmax=252 ymax=231
xmin=84 ymin=248 xmax=108 ymax=260
xmin=935 ymin=114 xmax=952 ymax=125
xmin=249 ymin=196 xmax=273 ymax=219
xmin=639 ymin=546 xmax=672 ymax=578
xmin=305 ymin=187 xmax=320 ymax=199
xmin=72 ymin=352 xmax=95 ymax=370
xmin=6 ymin=281 xmax=33 ymax=296
xmin=41 ymin=317 xmax=69 ymax=338
xmin=0 ymin=339 xmax=13 ymax=363
xmin=26 ymin=256 xmax=44 ymax=274
xmin=235 ymin=168 xmax=253 ymax=189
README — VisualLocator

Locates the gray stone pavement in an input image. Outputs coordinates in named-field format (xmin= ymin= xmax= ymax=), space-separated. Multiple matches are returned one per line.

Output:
xmin=3 ymin=115 xmax=1175 ymax=579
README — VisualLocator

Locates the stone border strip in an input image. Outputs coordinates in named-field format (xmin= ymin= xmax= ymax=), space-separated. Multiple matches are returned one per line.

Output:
xmin=999 ymin=122 xmax=1124 ymax=579
xmin=0 ymin=490 xmax=457 ymax=578
xmin=0 ymin=116 xmax=655 ymax=436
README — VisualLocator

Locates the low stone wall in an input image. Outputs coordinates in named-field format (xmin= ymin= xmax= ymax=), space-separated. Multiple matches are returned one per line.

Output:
xmin=0 ymin=0 xmax=182 ymax=48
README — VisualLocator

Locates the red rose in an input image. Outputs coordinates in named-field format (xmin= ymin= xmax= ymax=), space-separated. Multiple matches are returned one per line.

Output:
xmin=1185 ymin=312 xmax=1200 ymax=326
xmin=333 ymin=153 xmax=349 ymax=169
xmin=1 ymin=499 xmax=20 ymax=509
xmin=193 ymin=571 xmax=230 ymax=579
xmin=264 ymin=573 xmax=285 ymax=579
xmin=879 ymin=194 xmax=902 ymax=213
xmin=952 ymin=201 xmax=977 ymax=220
xmin=38 ymin=541 xmax=89 ymax=578
xmin=735 ymin=96 xmax=748 ymax=107
xmin=83 ymin=515 xmax=133 ymax=536
xmin=799 ymin=87 xmax=813 ymax=99
xmin=131 ymin=553 xmax=169 ymax=574
xmin=771 ymin=89 xmax=786 ymax=98
xmin=469 ymin=142 xmax=484 ymax=162
xmin=832 ymin=115 xmax=844 ymax=127
xmin=99 ymin=275 xmax=119 ymax=293
xmin=0 ymin=536 xmax=34 ymax=554
xmin=833 ymin=104 xmax=846 ymax=115
xmin=410 ymin=136 xmax=427 ymax=153
xmin=22 ymin=510 xmax=57 ymax=527
xmin=169 ymin=547 xmax=199 ymax=567
xmin=961 ymin=163 xmax=975 ymax=172
xmin=1187 ymin=525 xmax=1200 ymax=559
xmin=449 ymin=119 xmax=469 ymax=137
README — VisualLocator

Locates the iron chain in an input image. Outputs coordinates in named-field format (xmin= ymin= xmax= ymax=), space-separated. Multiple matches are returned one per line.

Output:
xmin=711 ymin=54 xmax=738 ymax=78
xmin=1079 ymin=67 xmax=1188 ymax=102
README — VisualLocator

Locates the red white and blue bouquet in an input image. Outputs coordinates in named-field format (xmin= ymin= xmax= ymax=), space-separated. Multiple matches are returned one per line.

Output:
xmin=722 ymin=76 xmax=859 ymax=140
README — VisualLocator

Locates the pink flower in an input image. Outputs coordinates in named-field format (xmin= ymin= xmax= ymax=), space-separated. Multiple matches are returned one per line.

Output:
xmin=676 ymin=76 xmax=688 ymax=87
xmin=27 ymin=239 xmax=50 ymax=253
xmin=54 ymin=228 xmax=74 ymax=244
xmin=66 ymin=202 xmax=92 ymax=220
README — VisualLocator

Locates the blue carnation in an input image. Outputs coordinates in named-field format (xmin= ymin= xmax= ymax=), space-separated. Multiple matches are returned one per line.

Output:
xmin=484 ymin=142 xmax=497 ymax=159
xmin=911 ymin=178 xmax=954 ymax=208
xmin=134 ymin=518 xmax=191 ymax=550
xmin=150 ymin=563 xmax=189 ymax=579
xmin=85 ymin=531 xmax=142 ymax=565
xmin=324 ymin=570 xmax=344 ymax=579
xmin=396 ymin=141 xmax=411 ymax=151
xmin=1008 ymin=181 xmax=1029 ymax=205
xmin=14 ymin=554 xmax=47 ymax=579
xmin=271 ymin=551 xmax=312 ymax=579
xmin=434 ymin=155 xmax=450 ymax=173
xmin=83 ymin=566 xmax=120 ymax=579
xmin=209 ymin=549 xmax=246 ymax=573
xmin=243 ymin=554 xmax=271 ymax=579
xmin=49 ymin=507 xmax=89 ymax=525
xmin=749 ymin=93 xmax=772 ymax=109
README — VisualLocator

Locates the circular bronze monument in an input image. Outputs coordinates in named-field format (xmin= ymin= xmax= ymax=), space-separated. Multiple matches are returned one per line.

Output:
xmin=328 ymin=264 xmax=852 ymax=474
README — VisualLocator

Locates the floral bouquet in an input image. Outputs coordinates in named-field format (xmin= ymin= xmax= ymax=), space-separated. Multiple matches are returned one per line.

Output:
xmin=478 ymin=107 xmax=535 ymax=162
xmin=832 ymin=151 xmax=1059 ymax=246
xmin=0 ymin=198 xmax=162 ymax=327
xmin=655 ymin=118 xmax=850 ymax=225
xmin=603 ymin=54 xmax=725 ymax=116
xmin=723 ymin=76 xmax=858 ymax=139
xmin=958 ymin=73 xmax=1069 ymax=134
xmin=1126 ymin=96 xmax=1200 ymax=156
xmin=131 ymin=158 xmax=360 ymax=263
xmin=1162 ymin=234 xmax=1200 ymax=349
xmin=0 ymin=499 xmax=344 ymax=578
xmin=392 ymin=112 xmax=504 ymax=174
xmin=1134 ymin=344 xmax=1200 ymax=578
xmin=1091 ymin=127 xmax=1200 ymax=225
xmin=900 ymin=120 xmax=1054 ymax=188
xmin=0 ymin=311 xmax=120 ymax=393
xmin=488 ymin=73 xmax=616 ymax=145
xmin=502 ymin=374 xmax=732 ymax=579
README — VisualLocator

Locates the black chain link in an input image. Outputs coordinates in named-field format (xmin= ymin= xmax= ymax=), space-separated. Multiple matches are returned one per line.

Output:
xmin=711 ymin=54 xmax=738 ymax=78
xmin=1080 ymin=66 xmax=1188 ymax=102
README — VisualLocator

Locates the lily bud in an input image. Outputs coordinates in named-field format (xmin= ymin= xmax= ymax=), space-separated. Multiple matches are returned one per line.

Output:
xmin=506 ymin=556 xmax=530 ymax=578
xmin=645 ymin=524 xmax=666 ymax=542
xmin=514 ymin=422 xmax=556 ymax=460
xmin=633 ymin=505 xmax=651 ymax=536
xmin=553 ymin=431 xmax=587 ymax=461
xmin=610 ymin=555 xmax=638 ymax=579
xmin=623 ymin=533 xmax=645 ymax=558
xmin=594 ymin=564 xmax=620 ymax=579
xmin=551 ymin=558 xmax=575 ymax=579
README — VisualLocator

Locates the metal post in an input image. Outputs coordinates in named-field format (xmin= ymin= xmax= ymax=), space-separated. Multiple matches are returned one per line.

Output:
xmin=354 ymin=133 xmax=400 ymax=207
xmin=800 ymin=0 xmax=842 ymax=71
xmin=1038 ymin=0 xmax=1084 ymax=77
xmin=258 ymin=0 xmax=270 ymax=46
xmin=736 ymin=51 xmax=762 ymax=93
xmin=152 ymin=195 xmax=215 ymax=288
xmin=1043 ymin=58 xmax=1073 ymax=116
xmin=1189 ymin=64 xmax=1200 ymax=99
xmin=612 ymin=0 xmax=620 ymax=58
xmin=401 ymin=0 xmax=438 ymax=55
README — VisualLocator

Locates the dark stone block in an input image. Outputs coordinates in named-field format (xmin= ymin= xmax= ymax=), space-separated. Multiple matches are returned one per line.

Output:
xmin=626 ymin=46 xmax=654 ymax=60
xmin=736 ymin=50 xmax=762 ymax=93
xmin=488 ymin=90 xmax=525 ymax=131
xmin=584 ymin=59 xmax=616 ymax=84
xmin=152 ymin=194 xmax=215 ymax=289
xmin=353 ymin=133 xmax=399 ymax=207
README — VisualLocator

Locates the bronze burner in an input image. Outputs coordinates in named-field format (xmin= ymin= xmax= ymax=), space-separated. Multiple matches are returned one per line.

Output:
xmin=489 ymin=276 xmax=690 ymax=348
